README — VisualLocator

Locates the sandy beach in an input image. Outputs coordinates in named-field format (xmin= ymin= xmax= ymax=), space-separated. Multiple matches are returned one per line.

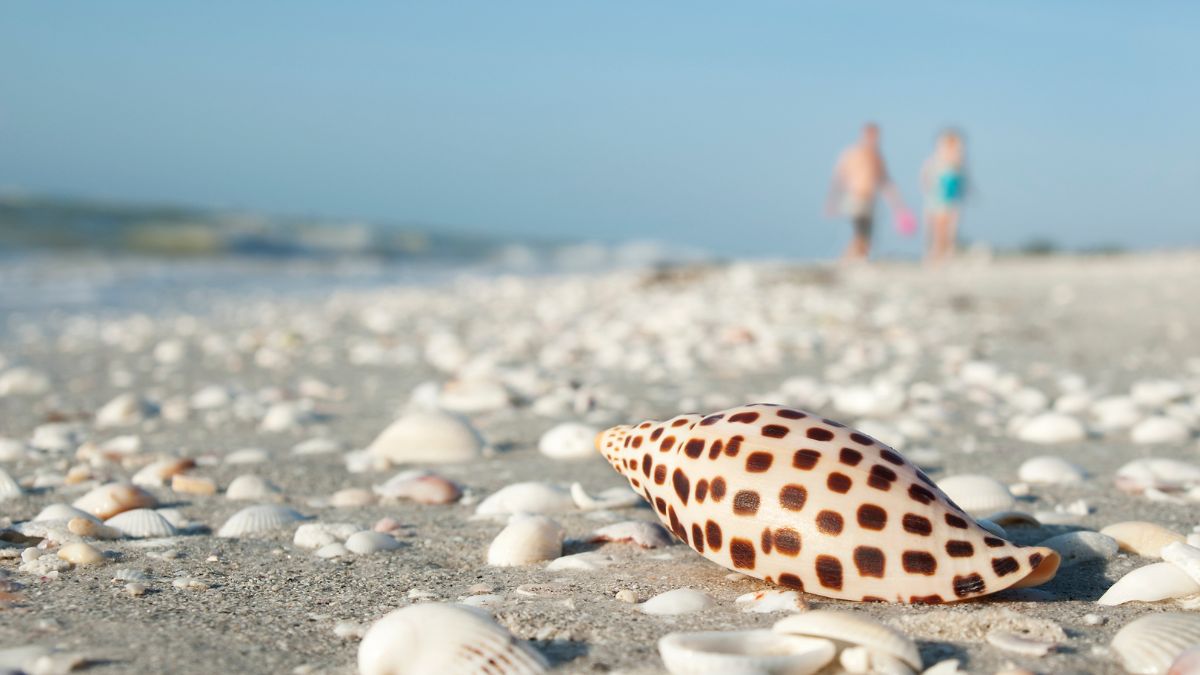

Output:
xmin=1 ymin=251 xmax=1199 ymax=674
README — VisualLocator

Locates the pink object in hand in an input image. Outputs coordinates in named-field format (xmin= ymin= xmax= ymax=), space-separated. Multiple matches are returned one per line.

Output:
xmin=895 ymin=209 xmax=918 ymax=236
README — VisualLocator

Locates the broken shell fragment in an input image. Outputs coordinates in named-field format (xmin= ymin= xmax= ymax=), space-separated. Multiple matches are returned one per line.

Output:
xmin=657 ymin=629 xmax=835 ymax=675
xmin=773 ymin=610 xmax=921 ymax=671
xmin=357 ymin=603 xmax=547 ymax=675
xmin=68 ymin=517 xmax=121 ymax=540
xmin=1098 ymin=562 xmax=1200 ymax=606
xmin=640 ymin=588 xmax=716 ymax=615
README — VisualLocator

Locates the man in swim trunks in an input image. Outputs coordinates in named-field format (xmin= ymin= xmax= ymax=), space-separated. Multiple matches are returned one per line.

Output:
xmin=825 ymin=123 xmax=907 ymax=261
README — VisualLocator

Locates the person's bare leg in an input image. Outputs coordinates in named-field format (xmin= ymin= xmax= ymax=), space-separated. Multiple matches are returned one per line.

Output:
xmin=842 ymin=234 xmax=868 ymax=262
xmin=944 ymin=211 xmax=959 ymax=259
xmin=927 ymin=212 xmax=950 ymax=264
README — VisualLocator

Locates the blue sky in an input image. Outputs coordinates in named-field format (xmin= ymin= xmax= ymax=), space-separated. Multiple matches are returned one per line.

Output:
xmin=2 ymin=2 xmax=1197 ymax=258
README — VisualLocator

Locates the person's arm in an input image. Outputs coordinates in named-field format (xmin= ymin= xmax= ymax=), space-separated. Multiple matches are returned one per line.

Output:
xmin=824 ymin=155 xmax=845 ymax=217
xmin=878 ymin=160 xmax=908 ymax=213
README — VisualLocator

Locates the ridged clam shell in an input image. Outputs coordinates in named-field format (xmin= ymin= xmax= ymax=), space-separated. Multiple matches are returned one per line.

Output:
xmin=1169 ymin=647 xmax=1200 ymax=675
xmin=936 ymin=475 xmax=1016 ymax=516
xmin=104 ymin=508 xmax=178 ymax=538
xmin=1017 ymin=456 xmax=1087 ymax=484
xmin=0 ymin=469 xmax=22 ymax=501
xmin=366 ymin=410 xmax=484 ymax=465
xmin=1111 ymin=613 xmax=1200 ymax=675
xmin=486 ymin=515 xmax=563 ymax=566
xmin=1098 ymin=563 xmax=1200 ymax=606
xmin=475 ymin=482 xmax=575 ymax=516
xmin=773 ymin=610 xmax=921 ymax=671
xmin=225 ymin=474 xmax=280 ymax=501
xmin=217 ymin=505 xmax=306 ymax=538
xmin=73 ymin=482 xmax=158 ymax=520
xmin=357 ymin=603 xmax=547 ymax=675
xmin=1101 ymin=522 xmax=1185 ymax=557
xmin=658 ymin=630 xmax=835 ymax=675
xmin=538 ymin=422 xmax=600 ymax=460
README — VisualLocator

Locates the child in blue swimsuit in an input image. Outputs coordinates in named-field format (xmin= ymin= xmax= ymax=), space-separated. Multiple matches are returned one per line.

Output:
xmin=921 ymin=129 xmax=968 ymax=263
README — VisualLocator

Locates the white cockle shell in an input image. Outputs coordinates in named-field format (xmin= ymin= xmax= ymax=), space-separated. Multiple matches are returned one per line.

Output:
xmin=935 ymin=475 xmax=1017 ymax=516
xmin=217 ymin=504 xmax=306 ymax=538
xmin=475 ymin=482 xmax=575 ymax=516
xmin=657 ymin=629 xmax=835 ymax=675
xmin=773 ymin=610 xmax=921 ymax=671
xmin=1111 ymin=613 xmax=1200 ymax=675
xmin=538 ymin=422 xmax=601 ymax=460
xmin=366 ymin=410 xmax=484 ymax=465
xmin=486 ymin=515 xmax=563 ymax=566
xmin=357 ymin=603 xmax=547 ymax=675
xmin=1017 ymin=456 xmax=1087 ymax=484
xmin=105 ymin=509 xmax=179 ymax=538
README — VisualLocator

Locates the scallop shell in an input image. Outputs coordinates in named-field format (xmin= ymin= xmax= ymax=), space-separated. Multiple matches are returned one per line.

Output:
xmin=216 ymin=505 xmax=306 ymax=538
xmin=1017 ymin=456 xmax=1087 ymax=484
xmin=538 ymin=422 xmax=600 ymax=460
xmin=366 ymin=410 xmax=484 ymax=465
xmin=475 ymin=482 xmax=575 ymax=516
xmin=1097 ymin=562 xmax=1200 ymax=606
xmin=1169 ymin=647 xmax=1200 ymax=675
xmin=105 ymin=509 xmax=178 ymax=538
xmin=486 ymin=515 xmax=563 ymax=566
xmin=1111 ymin=613 xmax=1200 ymax=675
xmin=73 ymin=482 xmax=158 ymax=519
xmin=1101 ymin=522 xmax=1185 ymax=557
xmin=357 ymin=603 xmax=547 ymax=675
xmin=225 ymin=474 xmax=281 ymax=501
xmin=596 ymin=404 xmax=1060 ymax=603
xmin=0 ymin=469 xmax=22 ymax=501
xmin=657 ymin=629 xmax=835 ymax=675
xmin=936 ymin=475 xmax=1016 ymax=516
xmin=640 ymin=588 xmax=715 ymax=615
xmin=773 ymin=610 xmax=921 ymax=671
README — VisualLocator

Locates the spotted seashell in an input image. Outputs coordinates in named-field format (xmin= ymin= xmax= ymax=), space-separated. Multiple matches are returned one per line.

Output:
xmin=104 ymin=509 xmax=178 ymax=539
xmin=657 ymin=629 xmax=835 ymax=675
xmin=1111 ymin=613 xmax=1200 ymax=675
xmin=596 ymin=404 xmax=1060 ymax=603
xmin=216 ymin=505 xmax=307 ymax=538
xmin=357 ymin=603 xmax=547 ymax=675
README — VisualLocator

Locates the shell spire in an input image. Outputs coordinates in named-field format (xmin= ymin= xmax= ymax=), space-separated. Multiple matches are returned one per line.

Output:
xmin=595 ymin=404 xmax=1059 ymax=603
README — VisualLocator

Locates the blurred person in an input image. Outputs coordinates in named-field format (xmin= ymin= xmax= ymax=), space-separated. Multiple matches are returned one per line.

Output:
xmin=921 ymin=128 xmax=969 ymax=263
xmin=825 ymin=123 xmax=908 ymax=262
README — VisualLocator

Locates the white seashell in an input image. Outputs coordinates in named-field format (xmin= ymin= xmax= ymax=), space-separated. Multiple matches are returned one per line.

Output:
xmin=0 ymin=366 xmax=50 ymax=395
xmin=570 ymin=483 xmax=641 ymax=510
xmin=330 ymin=488 xmax=376 ymax=507
xmin=95 ymin=392 xmax=156 ymax=428
xmin=225 ymin=474 xmax=280 ymax=501
xmin=132 ymin=457 xmax=196 ymax=487
xmin=0 ymin=437 xmax=27 ymax=461
xmin=367 ymin=410 xmax=484 ymax=465
xmin=1016 ymin=413 xmax=1086 ymax=444
xmin=1169 ymin=647 xmax=1200 ymax=675
xmin=217 ymin=505 xmax=306 ymax=538
xmin=734 ymin=589 xmax=805 ymax=613
xmin=773 ymin=610 xmax=922 ymax=671
xmin=487 ymin=515 xmax=563 ymax=566
xmin=1008 ymin=387 xmax=1050 ymax=414
xmin=589 ymin=521 xmax=673 ymax=548
xmin=986 ymin=630 xmax=1057 ymax=657
xmin=1162 ymin=542 xmax=1200 ymax=586
xmin=1101 ymin=522 xmax=1185 ymax=557
xmin=1115 ymin=459 xmax=1200 ymax=494
xmin=105 ymin=509 xmax=178 ymax=538
xmin=224 ymin=447 xmax=269 ymax=464
xmin=1092 ymin=395 xmax=1144 ymax=430
xmin=1053 ymin=392 xmax=1092 ymax=415
xmin=259 ymin=401 xmax=314 ymax=432
xmin=1111 ymin=613 xmax=1200 ymax=675
xmin=436 ymin=377 xmax=512 ymax=413
xmin=291 ymin=437 xmax=342 ymax=456
xmin=0 ymin=468 xmax=22 ymax=500
xmin=1036 ymin=531 xmax=1118 ymax=567
xmin=1131 ymin=379 xmax=1188 ymax=408
xmin=294 ymin=522 xmax=360 ymax=549
xmin=538 ymin=422 xmax=600 ymax=460
xmin=57 ymin=542 xmax=105 ymax=565
xmin=475 ymin=482 xmax=575 ymax=516
xmin=316 ymin=543 xmax=349 ymax=559
xmin=545 ymin=552 xmax=611 ymax=571
xmin=657 ymin=629 xmax=835 ymax=675
xmin=1018 ymin=456 xmax=1087 ymax=484
xmin=936 ymin=474 xmax=1016 ymax=516
xmin=640 ymin=588 xmax=716 ymax=615
xmin=374 ymin=470 xmax=461 ymax=505
xmin=1131 ymin=417 xmax=1191 ymax=445
xmin=358 ymin=603 xmax=547 ymax=675
xmin=345 ymin=531 xmax=401 ymax=555
xmin=921 ymin=660 xmax=963 ymax=675
xmin=73 ymin=482 xmax=158 ymax=519
xmin=34 ymin=503 xmax=98 ymax=523
xmin=1098 ymin=562 xmax=1200 ymax=605
xmin=29 ymin=422 xmax=82 ymax=452
xmin=190 ymin=384 xmax=232 ymax=410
